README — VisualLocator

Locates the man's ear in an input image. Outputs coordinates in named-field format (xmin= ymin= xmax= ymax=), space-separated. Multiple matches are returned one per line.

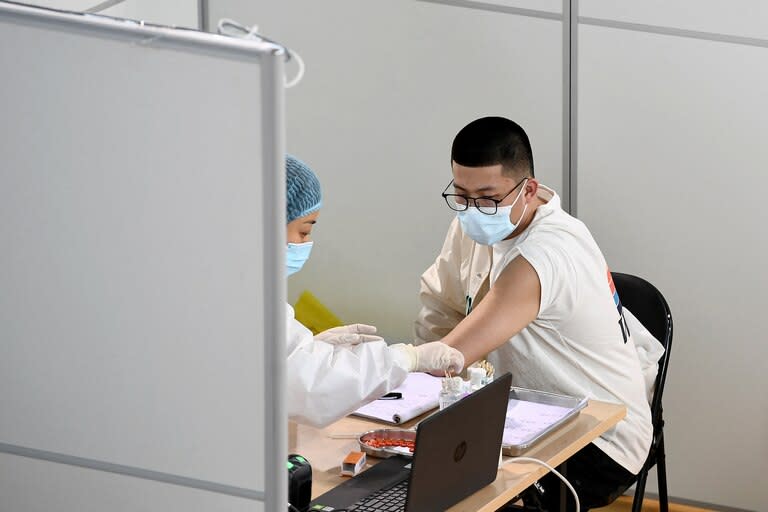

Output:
xmin=524 ymin=178 xmax=539 ymax=200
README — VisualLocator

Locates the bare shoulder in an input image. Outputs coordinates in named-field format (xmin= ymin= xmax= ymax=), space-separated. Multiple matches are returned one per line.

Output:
xmin=493 ymin=254 xmax=541 ymax=302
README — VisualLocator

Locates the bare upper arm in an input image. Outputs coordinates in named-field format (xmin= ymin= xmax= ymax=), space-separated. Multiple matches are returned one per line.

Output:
xmin=441 ymin=255 xmax=541 ymax=366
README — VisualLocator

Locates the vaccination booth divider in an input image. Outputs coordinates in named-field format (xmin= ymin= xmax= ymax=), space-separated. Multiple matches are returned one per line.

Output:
xmin=0 ymin=3 xmax=286 ymax=511
xmin=2 ymin=1 xmax=767 ymax=510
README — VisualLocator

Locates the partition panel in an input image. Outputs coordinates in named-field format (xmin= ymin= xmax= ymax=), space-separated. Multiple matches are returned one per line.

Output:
xmin=578 ymin=24 xmax=768 ymax=511
xmin=208 ymin=0 xmax=564 ymax=341
xmin=421 ymin=0 xmax=562 ymax=15
xmin=24 ymin=0 xmax=199 ymax=27
xmin=0 ymin=3 xmax=286 ymax=509
xmin=0 ymin=452 xmax=262 ymax=512
xmin=581 ymin=0 xmax=768 ymax=41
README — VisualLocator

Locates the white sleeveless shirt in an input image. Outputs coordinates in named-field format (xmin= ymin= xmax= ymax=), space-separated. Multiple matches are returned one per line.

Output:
xmin=487 ymin=185 xmax=653 ymax=474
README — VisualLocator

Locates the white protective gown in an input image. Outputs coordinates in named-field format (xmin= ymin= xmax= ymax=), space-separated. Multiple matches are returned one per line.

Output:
xmin=285 ymin=304 xmax=409 ymax=427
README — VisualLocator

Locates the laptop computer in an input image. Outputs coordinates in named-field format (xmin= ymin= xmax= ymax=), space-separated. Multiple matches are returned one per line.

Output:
xmin=309 ymin=372 xmax=513 ymax=512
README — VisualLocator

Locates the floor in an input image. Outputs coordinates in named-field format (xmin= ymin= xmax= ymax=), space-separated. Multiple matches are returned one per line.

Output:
xmin=599 ymin=496 xmax=715 ymax=512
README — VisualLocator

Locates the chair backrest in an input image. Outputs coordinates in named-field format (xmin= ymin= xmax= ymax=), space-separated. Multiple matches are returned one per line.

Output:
xmin=610 ymin=272 xmax=673 ymax=420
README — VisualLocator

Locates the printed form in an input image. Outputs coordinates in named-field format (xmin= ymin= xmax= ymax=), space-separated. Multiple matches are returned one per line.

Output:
xmin=352 ymin=373 xmax=443 ymax=424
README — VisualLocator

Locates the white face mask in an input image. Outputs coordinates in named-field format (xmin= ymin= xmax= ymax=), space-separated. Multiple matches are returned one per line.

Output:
xmin=286 ymin=241 xmax=313 ymax=276
xmin=457 ymin=180 xmax=528 ymax=245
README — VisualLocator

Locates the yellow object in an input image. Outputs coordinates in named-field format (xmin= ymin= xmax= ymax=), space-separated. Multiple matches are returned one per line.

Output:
xmin=293 ymin=290 xmax=343 ymax=335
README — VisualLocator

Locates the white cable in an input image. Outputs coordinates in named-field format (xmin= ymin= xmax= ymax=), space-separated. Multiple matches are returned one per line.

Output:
xmin=216 ymin=18 xmax=304 ymax=88
xmin=217 ymin=18 xmax=249 ymax=37
xmin=246 ymin=23 xmax=261 ymax=38
xmin=284 ymin=49 xmax=304 ymax=88
xmin=502 ymin=456 xmax=580 ymax=511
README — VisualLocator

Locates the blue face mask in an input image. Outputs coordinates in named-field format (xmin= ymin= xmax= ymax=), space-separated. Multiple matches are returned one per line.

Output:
xmin=457 ymin=182 xmax=528 ymax=245
xmin=286 ymin=241 xmax=313 ymax=276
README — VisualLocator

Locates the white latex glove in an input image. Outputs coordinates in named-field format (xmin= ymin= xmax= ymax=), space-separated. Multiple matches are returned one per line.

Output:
xmin=390 ymin=342 xmax=465 ymax=375
xmin=314 ymin=324 xmax=384 ymax=346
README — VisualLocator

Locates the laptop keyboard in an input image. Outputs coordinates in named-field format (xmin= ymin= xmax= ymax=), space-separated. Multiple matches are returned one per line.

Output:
xmin=348 ymin=480 xmax=408 ymax=512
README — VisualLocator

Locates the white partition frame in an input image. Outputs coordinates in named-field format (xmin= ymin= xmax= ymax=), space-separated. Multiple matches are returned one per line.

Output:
xmin=0 ymin=2 xmax=286 ymax=510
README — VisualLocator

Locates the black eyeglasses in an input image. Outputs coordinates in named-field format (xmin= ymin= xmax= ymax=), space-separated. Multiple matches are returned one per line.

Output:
xmin=441 ymin=177 xmax=528 ymax=215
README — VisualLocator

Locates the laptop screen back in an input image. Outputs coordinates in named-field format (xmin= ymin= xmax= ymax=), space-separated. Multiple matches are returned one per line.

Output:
xmin=405 ymin=372 xmax=512 ymax=511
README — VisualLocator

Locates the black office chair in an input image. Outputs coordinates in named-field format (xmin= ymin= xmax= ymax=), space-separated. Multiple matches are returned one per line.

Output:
xmin=611 ymin=272 xmax=673 ymax=512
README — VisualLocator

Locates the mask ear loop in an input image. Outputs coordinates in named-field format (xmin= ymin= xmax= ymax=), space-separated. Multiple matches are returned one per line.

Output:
xmin=511 ymin=179 xmax=528 ymax=208
xmin=507 ymin=178 xmax=529 ymax=226
xmin=514 ymin=203 xmax=528 ymax=227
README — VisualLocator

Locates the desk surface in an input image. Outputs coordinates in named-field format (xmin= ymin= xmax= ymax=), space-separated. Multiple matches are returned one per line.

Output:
xmin=290 ymin=400 xmax=626 ymax=512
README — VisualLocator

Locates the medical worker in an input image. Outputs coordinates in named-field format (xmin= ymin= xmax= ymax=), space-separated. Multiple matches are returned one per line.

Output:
xmin=285 ymin=155 xmax=464 ymax=428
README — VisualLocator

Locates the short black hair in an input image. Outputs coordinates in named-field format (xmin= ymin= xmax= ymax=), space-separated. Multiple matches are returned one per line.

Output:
xmin=451 ymin=117 xmax=534 ymax=177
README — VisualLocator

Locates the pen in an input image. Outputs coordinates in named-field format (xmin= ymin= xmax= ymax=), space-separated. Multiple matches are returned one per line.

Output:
xmin=379 ymin=392 xmax=403 ymax=400
xmin=328 ymin=432 xmax=365 ymax=439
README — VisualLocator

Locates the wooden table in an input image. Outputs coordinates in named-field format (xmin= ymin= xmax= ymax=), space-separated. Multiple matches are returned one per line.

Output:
xmin=290 ymin=400 xmax=626 ymax=512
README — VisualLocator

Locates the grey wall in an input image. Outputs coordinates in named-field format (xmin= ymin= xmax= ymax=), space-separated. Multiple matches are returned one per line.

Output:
xmin=578 ymin=3 xmax=768 ymax=510
xmin=206 ymin=1 xmax=768 ymax=510
xmin=25 ymin=0 xmax=198 ymax=27
xmin=208 ymin=0 xmax=564 ymax=342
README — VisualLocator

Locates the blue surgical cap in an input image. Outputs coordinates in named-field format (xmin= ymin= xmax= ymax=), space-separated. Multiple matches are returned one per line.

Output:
xmin=286 ymin=154 xmax=322 ymax=224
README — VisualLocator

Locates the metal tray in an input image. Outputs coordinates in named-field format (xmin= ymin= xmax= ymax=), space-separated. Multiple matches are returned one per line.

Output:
xmin=502 ymin=387 xmax=588 ymax=456
xmin=358 ymin=428 xmax=416 ymax=459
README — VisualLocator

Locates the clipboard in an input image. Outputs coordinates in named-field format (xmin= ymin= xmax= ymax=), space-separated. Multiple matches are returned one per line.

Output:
xmin=351 ymin=373 xmax=442 ymax=424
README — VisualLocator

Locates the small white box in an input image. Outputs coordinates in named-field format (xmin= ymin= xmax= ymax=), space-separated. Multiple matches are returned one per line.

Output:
xmin=340 ymin=451 xmax=366 ymax=477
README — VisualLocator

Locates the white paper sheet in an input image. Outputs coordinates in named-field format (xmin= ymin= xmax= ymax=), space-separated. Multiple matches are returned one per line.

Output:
xmin=503 ymin=399 xmax=573 ymax=446
xmin=352 ymin=373 xmax=442 ymax=424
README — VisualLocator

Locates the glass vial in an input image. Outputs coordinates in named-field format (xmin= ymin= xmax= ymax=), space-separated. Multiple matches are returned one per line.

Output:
xmin=439 ymin=376 xmax=464 ymax=410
